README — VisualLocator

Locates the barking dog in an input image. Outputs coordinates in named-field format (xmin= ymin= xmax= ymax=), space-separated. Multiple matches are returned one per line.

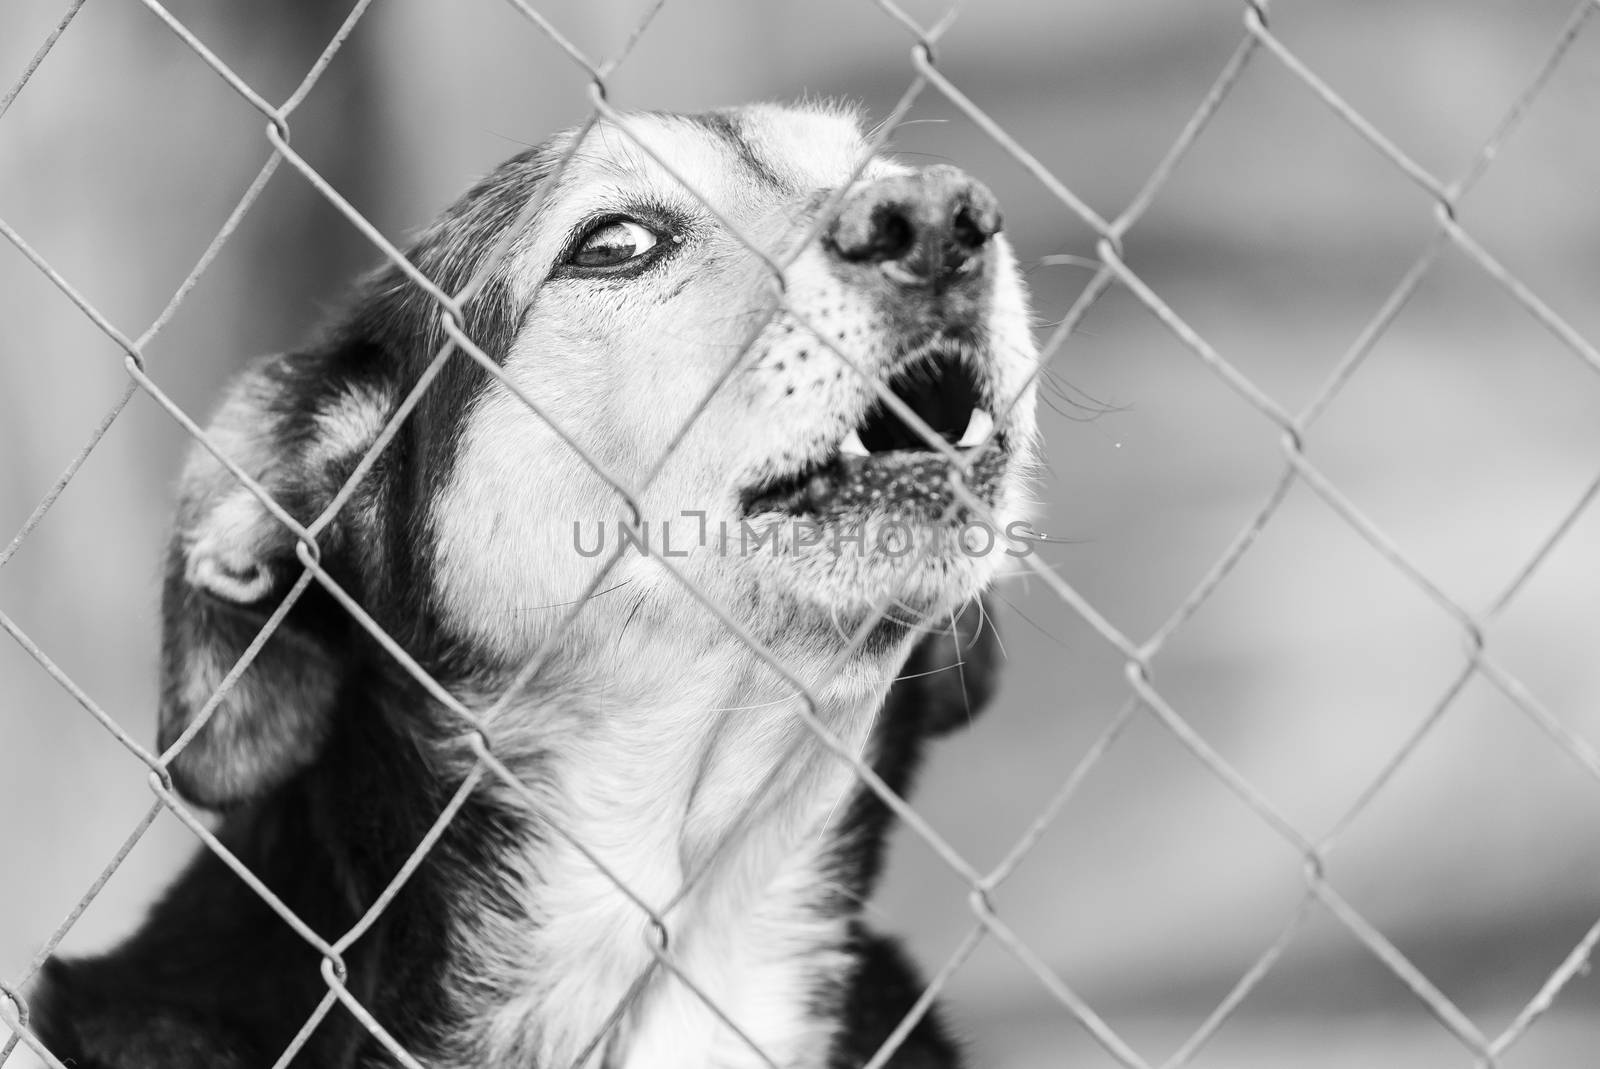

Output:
xmin=28 ymin=103 xmax=1038 ymax=1069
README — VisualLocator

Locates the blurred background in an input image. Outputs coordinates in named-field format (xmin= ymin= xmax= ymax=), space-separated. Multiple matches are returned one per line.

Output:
xmin=4 ymin=1 xmax=1600 ymax=1065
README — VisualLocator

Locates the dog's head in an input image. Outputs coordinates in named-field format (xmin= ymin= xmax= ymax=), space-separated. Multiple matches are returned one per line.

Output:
xmin=158 ymin=103 xmax=1037 ymax=806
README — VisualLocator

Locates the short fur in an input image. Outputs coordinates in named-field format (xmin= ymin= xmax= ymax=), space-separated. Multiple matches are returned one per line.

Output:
xmin=26 ymin=103 xmax=1038 ymax=1069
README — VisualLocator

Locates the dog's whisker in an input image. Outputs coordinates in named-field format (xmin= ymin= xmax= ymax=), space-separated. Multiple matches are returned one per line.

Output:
xmin=614 ymin=591 xmax=650 ymax=649
xmin=712 ymin=657 xmax=964 ymax=715
xmin=986 ymin=588 xmax=1060 ymax=652
xmin=950 ymin=606 xmax=977 ymax=732
xmin=489 ymin=579 xmax=635 ymax=616
xmin=887 ymin=660 xmax=964 ymax=685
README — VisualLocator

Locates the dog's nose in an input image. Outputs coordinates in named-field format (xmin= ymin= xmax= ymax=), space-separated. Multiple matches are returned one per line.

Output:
xmin=826 ymin=165 xmax=1002 ymax=287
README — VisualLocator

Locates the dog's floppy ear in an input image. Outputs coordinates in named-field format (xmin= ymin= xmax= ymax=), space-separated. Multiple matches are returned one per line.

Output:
xmin=158 ymin=352 xmax=386 ymax=808
xmin=884 ymin=595 xmax=1003 ymax=736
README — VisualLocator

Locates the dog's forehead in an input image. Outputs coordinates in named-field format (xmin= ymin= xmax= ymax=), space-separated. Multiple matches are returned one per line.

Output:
xmin=679 ymin=104 xmax=877 ymax=192
xmin=578 ymin=104 xmax=884 ymax=205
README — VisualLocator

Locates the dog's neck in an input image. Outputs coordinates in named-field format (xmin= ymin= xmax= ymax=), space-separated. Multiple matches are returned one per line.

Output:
xmin=445 ymin=610 xmax=912 ymax=1069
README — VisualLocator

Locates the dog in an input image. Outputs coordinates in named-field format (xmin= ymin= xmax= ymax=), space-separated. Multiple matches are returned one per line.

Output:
xmin=22 ymin=102 xmax=1039 ymax=1069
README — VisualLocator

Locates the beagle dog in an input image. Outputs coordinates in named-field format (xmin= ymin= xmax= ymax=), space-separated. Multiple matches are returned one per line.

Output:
xmin=26 ymin=102 xmax=1038 ymax=1069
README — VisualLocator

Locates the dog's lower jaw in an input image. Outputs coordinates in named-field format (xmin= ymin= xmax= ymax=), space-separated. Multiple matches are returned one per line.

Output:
xmin=449 ymin=643 xmax=907 ymax=1069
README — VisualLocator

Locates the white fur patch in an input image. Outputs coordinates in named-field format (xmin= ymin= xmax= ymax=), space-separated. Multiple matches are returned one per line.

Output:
xmin=307 ymin=380 xmax=393 ymax=472
xmin=446 ymin=640 xmax=900 ymax=1069
xmin=184 ymin=487 xmax=279 ymax=603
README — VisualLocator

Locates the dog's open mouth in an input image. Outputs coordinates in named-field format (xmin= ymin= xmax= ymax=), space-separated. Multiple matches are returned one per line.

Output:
xmin=741 ymin=349 xmax=1010 ymax=521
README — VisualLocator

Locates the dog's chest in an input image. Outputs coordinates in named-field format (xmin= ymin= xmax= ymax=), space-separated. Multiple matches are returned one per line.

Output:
xmin=451 ymin=664 xmax=882 ymax=1069
xmin=611 ymin=843 xmax=851 ymax=1069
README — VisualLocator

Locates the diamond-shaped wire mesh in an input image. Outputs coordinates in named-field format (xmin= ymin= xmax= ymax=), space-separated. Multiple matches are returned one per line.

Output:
xmin=3 ymin=1 xmax=1600 ymax=1066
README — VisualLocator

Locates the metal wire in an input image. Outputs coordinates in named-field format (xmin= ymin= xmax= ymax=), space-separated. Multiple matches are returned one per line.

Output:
xmin=4 ymin=1 xmax=1600 ymax=1067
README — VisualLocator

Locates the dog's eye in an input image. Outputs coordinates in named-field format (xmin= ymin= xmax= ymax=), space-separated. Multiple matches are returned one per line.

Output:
xmin=568 ymin=219 xmax=660 ymax=269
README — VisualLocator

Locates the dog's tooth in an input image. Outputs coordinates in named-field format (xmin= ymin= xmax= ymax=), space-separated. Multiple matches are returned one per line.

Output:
xmin=839 ymin=430 xmax=870 ymax=457
xmin=956 ymin=409 xmax=995 ymax=448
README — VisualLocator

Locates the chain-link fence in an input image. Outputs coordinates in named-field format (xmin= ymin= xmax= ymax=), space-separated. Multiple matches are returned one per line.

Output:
xmin=4 ymin=1 xmax=1600 ymax=1066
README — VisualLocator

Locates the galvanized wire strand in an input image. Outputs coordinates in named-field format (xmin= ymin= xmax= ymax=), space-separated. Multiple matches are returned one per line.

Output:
xmin=316 ymin=956 xmax=426 ymax=1069
xmin=971 ymin=891 xmax=1153 ymax=1069
xmin=119 ymin=357 xmax=318 ymax=548
xmin=0 ymin=217 xmax=146 ymax=369
xmin=873 ymin=0 xmax=963 ymax=50
xmin=156 ymin=566 xmax=322 ymax=763
xmin=1492 ymin=911 xmax=1600 ymax=1058
xmin=859 ymin=925 xmax=987 ymax=1069
xmin=0 ymin=607 xmax=166 ymax=774
xmin=639 ymin=939 xmax=783 ymax=1069
xmin=0 ymin=0 xmax=89 ymax=121
xmin=1312 ymin=880 xmax=1491 ymax=1055
xmin=1437 ymin=213 xmax=1600 ymax=375
xmin=1475 ymin=656 xmax=1600 ymax=783
xmin=10 ymin=801 xmax=164 ymax=990
xmin=984 ymin=697 xmax=1143 ymax=891
xmin=912 ymin=49 xmax=1115 ymax=240
xmin=1242 ymin=7 xmax=1450 ymax=204
xmin=1452 ymin=3 xmax=1600 ymax=197
xmin=595 ymin=0 xmax=670 ymax=80
xmin=262 ymin=125 xmax=461 ymax=316
xmin=136 ymin=0 xmax=282 ymax=130
xmin=329 ymin=766 xmax=489 ymax=958
xmin=146 ymin=774 xmax=342 ymax=964
xmin=0 ymin=384 xmax=135 ymax=570
xmin=267 ymin=989 xmax=341 ymax=1069
xmin=1158 ymin=890 xmax=1321 ymax=1069
xmin=280 ymin=0 xmax=378 ymax=117
xmin=498 ymin=0 xmax=607 ymax=79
